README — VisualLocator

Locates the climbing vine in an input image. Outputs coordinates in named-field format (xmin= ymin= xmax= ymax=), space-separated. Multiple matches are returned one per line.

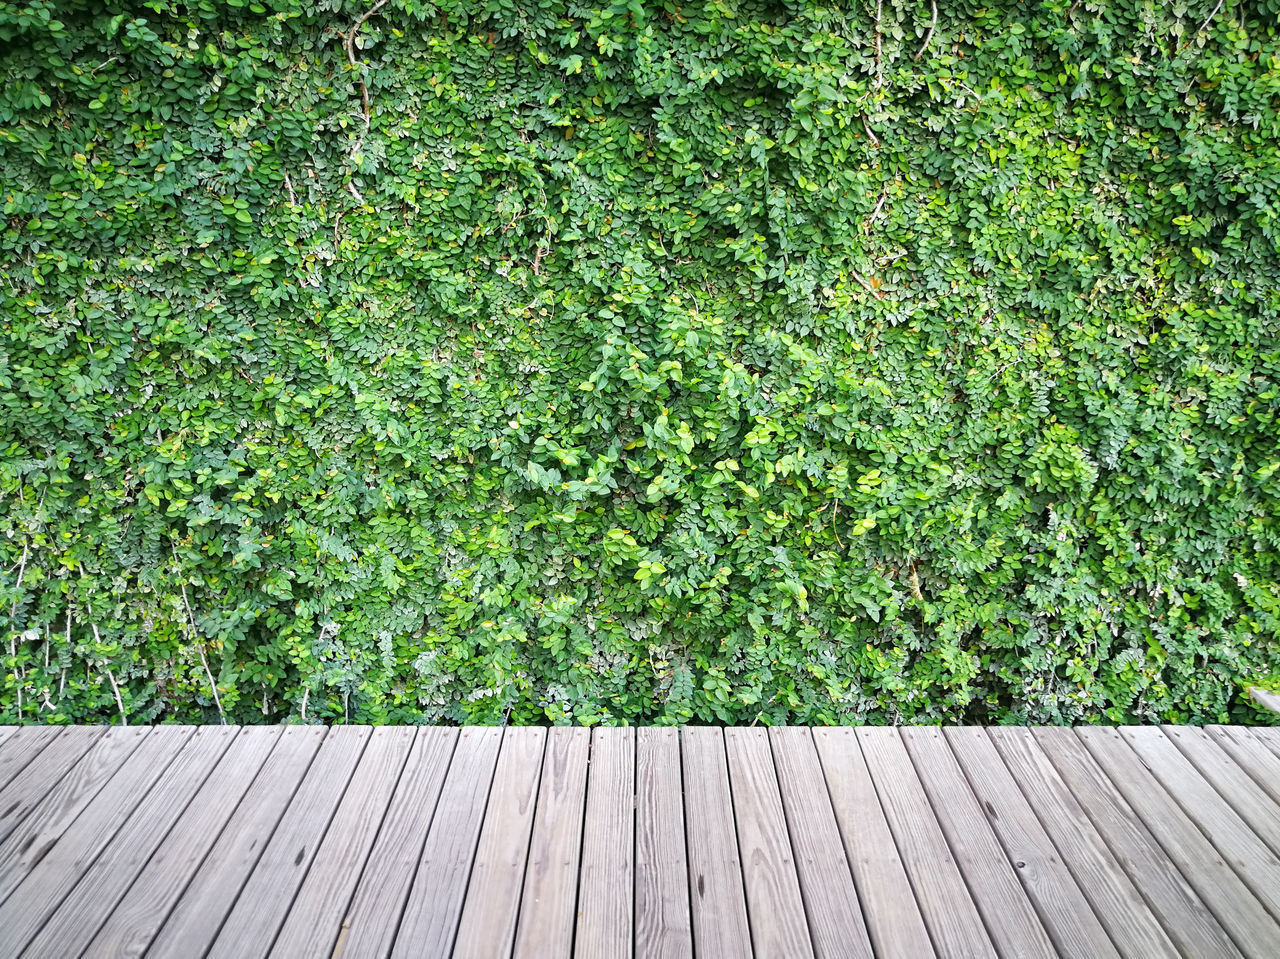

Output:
xmin=2 ymin=0 xmax=1279 ymax=725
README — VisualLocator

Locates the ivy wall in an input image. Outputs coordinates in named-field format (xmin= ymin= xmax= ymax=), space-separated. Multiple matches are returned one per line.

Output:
xmin=2 ymin=0 xmax=1279 ymax=724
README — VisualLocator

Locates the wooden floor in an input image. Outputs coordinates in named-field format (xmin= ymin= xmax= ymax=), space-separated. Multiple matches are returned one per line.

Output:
xmin=0 ymin=726 xmax=1279 ymax=958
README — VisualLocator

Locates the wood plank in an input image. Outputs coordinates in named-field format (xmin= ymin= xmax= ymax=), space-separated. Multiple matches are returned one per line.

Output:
xmin=450 ymin=727 xmax=547 ymax=959
xmin=1250 ymin=726 xmax=1280 ymax=760
xmin=0 ymin=726 xmax=110 ymax=845
xmin=146 ymin=726 xmax=329 ymax=959
xmin=900 ymin=727 xmax=1056 ymax=959
xmin=1074 ymin=726 xmax=1280 ymax=959
xmin=857 ymin=727 xmax=997 ymax=959
xmin=19 ymin=726 xmax=235 ymax=958
xmin=811 ymin=727 xmax=935 ymax=959
xmin=1117 ymin=726 xmax=1280 ymax=924
xmin=81 ymin=726 xmax=284 ymax=959
xmin=575 ymin=726 xmax=636 ymax=959
xmin=389 ymin=725 xmax=503 ymax=959
xmin=768 ymin=728 xmax=873 ymax=959
xmin=0 ymin=726 xmax=63 ymax=793
xmin=512 ymin=727 xmax=590 ymax=959
xmin=987 ymin=727 xmax=1181 ymax=959
xmin=724 ymin=727 xmax=814 ymax=959
xmin=635 ymin=727 xmax=693 ymax=959
xmin=681 ymin=726 xmax=751 ymax=959
xmin=332 ymin=726 xmax=458 ymax=959
xmin=1206 ymin=725 xmax=1280 ymax=808
xmin=944 ymin=727 xmax=1126 ymax=958
xmin=1164 ymin=725 xmax=1280 ymax=858
xmin=206 ymin=725 xmax=372 ymax=959
xmin=1034 ymin=727 xmax=1241 ymax=959
xmin=0 ymin=726 xmax=139 ymax=898
xmin=270 ymin=726 xmax=415 ymax=959
xmin=0 ymin=725 xmax=193 ymax=954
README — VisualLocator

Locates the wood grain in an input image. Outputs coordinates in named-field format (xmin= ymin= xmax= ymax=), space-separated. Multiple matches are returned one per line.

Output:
xmin=902 ymin=727 xmax=1055 ymax=959
xmin=635 ymin=726 xmax=693 ymax=959
xmin=334 ymin=726 xmax=458 ymax=959
xmin=767 ymin=728 xmax=873 ymax=959
xmin=1075 ymin=726 xmax=1280 ymax=959
xmin=81 ymin=725 xmax=284 ymax=959
xmin=682 ymin=726 xmax=752 ymax=959
xmin=811 ymin=726 xmax=935 ymax=959
xmin=146 ymin=726 xmax=329 ymax=959
xmin=858 ymin=727 xmax=997 ymax=959
xmin=20 ymin=725 xmax=237 ymax=959
xmin=270 ymin=726 xmax=414 ymax=959
xmin=724 ymin=727 xmax=814 ymax=959
xmin=390 ymin=725 xmax=502 ymax=959
xmin=512 ymin=727 xmax=589 ymax=959
xmin=574 ymin=726 xmax=635 ymax=959
xmin=0 ymin=726 xmax=193 ymax=955
xmin=206 ymin=725 xmax=372 ymax=959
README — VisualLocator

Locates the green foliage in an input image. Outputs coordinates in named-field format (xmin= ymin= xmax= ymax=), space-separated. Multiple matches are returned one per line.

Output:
xmin=2 ymin=0 xmax=1279 ymax=726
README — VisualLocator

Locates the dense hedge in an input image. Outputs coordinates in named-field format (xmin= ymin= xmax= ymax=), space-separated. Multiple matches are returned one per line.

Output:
xmin=3 ymin=0 xmax=1279 ymax=726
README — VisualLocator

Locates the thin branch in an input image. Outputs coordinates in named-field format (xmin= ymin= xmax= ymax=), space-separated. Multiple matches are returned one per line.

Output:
xmin=914 ymin=0 xmax=938 ymax=61
xmin=342 ymin=0 xmax=389 ymax=200
xmin=283 ymin=171 xmax=298 ymax=206
xmin=175 ymin=551 xmax=226 ymax=725
xmin=1196 ymin=0 xmax=1224 ymax=36
xmin=851 ymin=269 xmax=886 ymax=300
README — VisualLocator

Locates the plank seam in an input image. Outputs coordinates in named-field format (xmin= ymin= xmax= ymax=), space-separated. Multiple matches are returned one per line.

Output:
xmin=313 ymin=728 xmax=419 ymax=959
xmin=36 ymin=727 xmax=244 ymax=957
xmin=969 ymin=727 xmax=1126 ymax=959
xmin=719 ymin=726 xmax=758 ymax=959
xmin=1069 ymin=727 xmax=1261 ymax=959
xmin=381 ymin=727 xmax=468 ymax=957
xmin=503 ymin=728 xmax=550 ymax=959
xmin=189 ymin=729 xmax=331 ymax=959
xmin=5 ymin=728 xmax=196 ymax=953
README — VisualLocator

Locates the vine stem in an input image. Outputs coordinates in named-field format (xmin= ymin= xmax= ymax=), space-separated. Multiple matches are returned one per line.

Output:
xmin=342 ymin=0 xmax=389 ymax=201
xmin=914 ymin=0 xmax=937 ymax=61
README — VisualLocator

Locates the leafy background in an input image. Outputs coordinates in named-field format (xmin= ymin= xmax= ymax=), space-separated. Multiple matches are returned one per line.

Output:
xmin=2 ymin=0 xmax=1279 ymax=725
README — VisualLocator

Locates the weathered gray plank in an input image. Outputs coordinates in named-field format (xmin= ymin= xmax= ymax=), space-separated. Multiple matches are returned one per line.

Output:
xmin=857 ymin=727 xmax=997 ymax=959
xmin=1075 ymin=726 xmax=1280 ymax=959
xmin=0 ymin=726 xmax=110 ymax=845
xmin=0 ymin=726 xmax=140 ymax=899
xmin=0 ymin=726 xmax=193 ymax=954
xmin=635 ymin=726 xmax=693 ymax=959
xmin=811 ymin=727 xmax=935 ymax=959
xmin=768 ymin=728 xmax=873 ymax=959
xmin=986 ymin=727 xmax=1180 ymax=959
xmin=901 ymin=727 xmax=1056 ymax=959
xmin=333 ymin=726 xmax=458 ymax=959
xmin=0 ymin=726 xmax=63 ymax=793
xmin=1117 ymin=726 xmax=1280 ymax=924
xmin=682 ymin=726 xmax=752 ymax=959
xmin=1251 ymin=726 xmax=1280 ymax=760
xmin=1164 ymin=725 xmax=1280 ymax=858
xmin=270 ymin=726 xmax=415 ymax=959
xmin=19 ymin=726 xmax=234 ymax=958
xmin=944 ymin=727 xmax=1125 ymax=958
xmin=146 ymin=726 xmax=329 ymax=959
xmin=574 ymin=726 xmax=636 ymax=959
xmin=206 ymin=725 xmax=372 ymax=959
xmin=1206 ymin=725 xmax=1280 ymax=808
xmin=512 ymin=727 xmax=590 ymax=959
xmin=724 ymin=727 xmax=814 ymax=959
xmin=82 ymin=726 xmax=284 ymax=959
xmin=390 ymin=725 xmax=502 ymax=959
xmin=1034 ymin=727 xmax=1241 ymax=959
xmin=451 ymin=727 xmax=547 ymax=959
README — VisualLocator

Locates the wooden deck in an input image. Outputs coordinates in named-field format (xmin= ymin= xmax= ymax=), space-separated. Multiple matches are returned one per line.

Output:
xmin=0 ymin=725 xmax=1278 ymax=958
